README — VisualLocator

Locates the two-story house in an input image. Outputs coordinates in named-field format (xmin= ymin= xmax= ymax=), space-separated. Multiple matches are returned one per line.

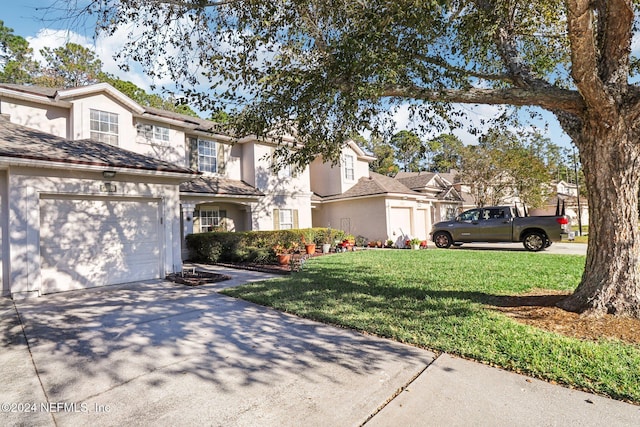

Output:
xmin=0 ymin=82 xmax=312 ymax=297
xmin=310 ymin=142 xmax=465 ymax=246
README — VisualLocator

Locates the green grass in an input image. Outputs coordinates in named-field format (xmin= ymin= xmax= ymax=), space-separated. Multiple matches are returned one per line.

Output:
xmin=222 ymin=249 xmax=640 ymax=404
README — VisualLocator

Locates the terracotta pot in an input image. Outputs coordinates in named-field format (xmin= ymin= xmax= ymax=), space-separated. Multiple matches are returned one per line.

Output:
xmin=277 ymin=254 xmax=291 ymax=265
xmin=305 ymin=244 xmax=316 ymax=255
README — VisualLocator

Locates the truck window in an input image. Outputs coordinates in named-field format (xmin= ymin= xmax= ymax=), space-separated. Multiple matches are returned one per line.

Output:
xmin=459 ymin=209 xmax=481 ymax=221
xmin=484 ymin=208 xmax=505 ymax=220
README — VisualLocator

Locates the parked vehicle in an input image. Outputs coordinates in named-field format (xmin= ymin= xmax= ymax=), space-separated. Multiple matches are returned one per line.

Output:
xmin=429 ymin=205 xmax=570 ymax=252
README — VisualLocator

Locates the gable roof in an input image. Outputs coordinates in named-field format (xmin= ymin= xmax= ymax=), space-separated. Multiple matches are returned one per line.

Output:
xmin=395 ymin=172 xmax=438 ymax=190
xmin=0 ymin=118 xmax=198 ymax=177
xmin=0 ymin=83 xmax=224 ymax=135
xmin=321 ymin=171 xmax=422 ymax=201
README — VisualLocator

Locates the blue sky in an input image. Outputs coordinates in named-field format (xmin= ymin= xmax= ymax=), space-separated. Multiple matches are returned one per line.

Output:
xmin=2 ymin=2 xmax=573 ymax=148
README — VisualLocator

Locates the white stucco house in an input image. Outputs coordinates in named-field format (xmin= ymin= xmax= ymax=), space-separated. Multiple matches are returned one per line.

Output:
xmin=0 ymin=81 xmax=469 ymax=298
xmin=0 ymin=117 xmax=198 ymax=298
xmin=310 ymin=142 xmax=464 ymax=245
xmin=0 ymin=82 xmax=313 ymax=297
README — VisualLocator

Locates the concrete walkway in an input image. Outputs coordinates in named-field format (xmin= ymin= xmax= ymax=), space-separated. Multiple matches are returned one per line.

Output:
xmin=2 ymin=265 xmax=638 ymax=426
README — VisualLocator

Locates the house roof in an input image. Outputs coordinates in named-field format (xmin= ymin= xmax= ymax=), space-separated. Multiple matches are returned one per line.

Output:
xmin=321 ymin=171 xmax=422 ymax=201
xmin=180 ymin=176 xmax=264 ymax=197
xmin=0 ymin=83 xmax=225 ymax=134
xmin=0 ymin=118 xmax=198 ymax=176
xmin=395 ymin=172 xmax=438 ymax=190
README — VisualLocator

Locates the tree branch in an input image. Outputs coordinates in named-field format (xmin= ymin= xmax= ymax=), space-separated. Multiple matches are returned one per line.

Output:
xmin=566 ymin=0 xmax=612 ymax=111
xmin=381 ymin=86 xmax=585 ymax=115
xmin=596 ymin=0 xmax=633 ymax=88
xmin=405 ymin=50 xmax=514 ymax=84
xmin=146 ymin=0 xmax=241 ymax=9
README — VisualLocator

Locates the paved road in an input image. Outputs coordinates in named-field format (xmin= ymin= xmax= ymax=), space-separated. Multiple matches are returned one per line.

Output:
xmin=445 ymin=241 xmax=588 ymax=255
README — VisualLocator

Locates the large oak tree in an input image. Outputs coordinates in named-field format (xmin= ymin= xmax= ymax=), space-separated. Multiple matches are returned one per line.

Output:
xmin=67 ymin=0 xmax=640 ymax=317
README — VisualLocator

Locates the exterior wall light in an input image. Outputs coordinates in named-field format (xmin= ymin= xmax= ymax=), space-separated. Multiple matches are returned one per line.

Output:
xmin=103 ymin=171 xmax=116 ymax=179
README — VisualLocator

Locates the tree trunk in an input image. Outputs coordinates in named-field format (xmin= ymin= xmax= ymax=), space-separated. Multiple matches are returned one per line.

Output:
xmin=558 ymin=115 xmax=640 ymax=317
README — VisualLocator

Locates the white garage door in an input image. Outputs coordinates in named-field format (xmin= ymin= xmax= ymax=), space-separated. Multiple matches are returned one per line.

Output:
xmin=390 ymin=207 xmax=412 ymax=239
xmin=39 ymin=196 xmax=161 ymax=294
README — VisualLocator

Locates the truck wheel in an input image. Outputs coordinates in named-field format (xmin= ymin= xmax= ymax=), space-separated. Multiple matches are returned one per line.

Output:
xmin=433 ymin=231 xmax=453 ymax=249
xmin=522 ymin=231 xmax=546 ymax=252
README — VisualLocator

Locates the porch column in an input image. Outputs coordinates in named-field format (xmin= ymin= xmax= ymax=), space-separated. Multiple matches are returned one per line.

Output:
xmin=181 ymin=202 xmax=196 ymax=238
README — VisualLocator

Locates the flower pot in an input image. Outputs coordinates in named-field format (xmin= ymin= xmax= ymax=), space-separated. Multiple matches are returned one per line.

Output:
xmin=305 ymin=244 xmax=316 ymax=254
xmin=322 ymin=243 xmax=331 ymax=254
xmin=277 ymin=254 xmax=291 ymax=265
xmin=411 ymin=244 xmax=420 ymax=250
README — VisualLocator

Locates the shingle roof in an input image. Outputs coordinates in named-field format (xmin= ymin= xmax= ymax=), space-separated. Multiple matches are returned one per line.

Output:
xmin=180 ymin=176 xmax=264 ymax=197
xmin=322 ymin=171 xmax=421 ymax=201
xmin=0 ymin=119 xmax=198 ymax=175
xmin=0 ymin=83 xmax=224 ymax=134
xmin=396 ymin=172 xmax=437 ymax=190
xmin=0 ymin=83 xmax=58 ymax=97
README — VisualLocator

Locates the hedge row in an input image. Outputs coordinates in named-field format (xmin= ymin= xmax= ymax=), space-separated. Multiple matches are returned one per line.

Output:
xmin=185 ymin=228 xmax=352 ymax=264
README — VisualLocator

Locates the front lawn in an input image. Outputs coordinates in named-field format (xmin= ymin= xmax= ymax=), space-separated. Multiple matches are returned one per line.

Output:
xmin=222 ymin=249 xmax=640 ymax=404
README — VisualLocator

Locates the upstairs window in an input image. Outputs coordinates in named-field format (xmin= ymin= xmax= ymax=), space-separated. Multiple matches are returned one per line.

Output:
xmin=198 ymin=139 xmax=217 ymax=173
xmin=278 ymin=164 xmax=291 ymax=179
xmin=344 ymin=154 xmax=355 ymax=180
xmin=90 ymin=109 xmax=119 ymax=145
xmin=137 ymin=123 xmax=170 ymax=144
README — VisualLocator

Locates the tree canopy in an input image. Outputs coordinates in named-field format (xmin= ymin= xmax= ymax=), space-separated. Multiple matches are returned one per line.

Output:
xmin=48 ymin=0 xmax=640 ymax=316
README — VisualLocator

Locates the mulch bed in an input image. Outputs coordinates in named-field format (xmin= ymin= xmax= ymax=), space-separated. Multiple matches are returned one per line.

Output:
xmin=166 ymin=271 xmax=232 ymax=286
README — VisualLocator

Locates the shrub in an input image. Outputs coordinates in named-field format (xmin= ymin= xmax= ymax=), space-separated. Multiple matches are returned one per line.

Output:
xmin=186 ymin=228 xmax=339 ymax=264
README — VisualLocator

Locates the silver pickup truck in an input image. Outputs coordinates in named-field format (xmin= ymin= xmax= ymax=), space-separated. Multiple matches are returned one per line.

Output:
xmin=430 ymin=206 xmax=570 ymax=252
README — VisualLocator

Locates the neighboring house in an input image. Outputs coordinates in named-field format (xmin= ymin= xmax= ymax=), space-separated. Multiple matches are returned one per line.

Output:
xmin=0 ymin=117 xmax=197 ymax=298
xmin=310 ymin=142 xmax=465 ymax=245
xmin=530 ymin=180 xmax=589 ymax=228
xmin=0 ymin=82 xmax=313 ymax=262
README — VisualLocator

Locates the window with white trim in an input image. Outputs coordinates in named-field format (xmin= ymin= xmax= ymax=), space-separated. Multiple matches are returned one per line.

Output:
xmin=344 ymin=154 xmax=355 ymax=180
xmin=137 ymin=123 xmax=170 ymax=144
xmin=198 ymin=139 xmax=217 ymax=173
xmin=90 ymin=109 xmax=119 ymax=145
xmin=200 ymin=209 xmax=221 ymax=232
xmin=278 ymin=164 xmax=291 ymax=179
xmin=279 ymin=209 xmax=293 ymax=230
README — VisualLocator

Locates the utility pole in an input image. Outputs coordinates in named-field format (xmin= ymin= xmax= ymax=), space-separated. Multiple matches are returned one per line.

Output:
xmin=573 ymin=146 xmax=583 ymax=236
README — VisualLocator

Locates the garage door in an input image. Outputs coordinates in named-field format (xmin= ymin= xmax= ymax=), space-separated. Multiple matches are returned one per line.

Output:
xmin=39 ymin=196 xmax=161 ymax=294
xmin=390 ymin=207 xmax=412 ymax=239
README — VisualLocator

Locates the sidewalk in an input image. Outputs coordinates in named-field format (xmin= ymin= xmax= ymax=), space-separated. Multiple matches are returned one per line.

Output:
xmin=2 ymin=265 xmax=638 ymax=426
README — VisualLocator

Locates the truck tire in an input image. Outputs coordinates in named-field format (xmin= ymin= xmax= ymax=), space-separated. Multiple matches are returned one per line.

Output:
xmin=522 ymin=231 xmax=547 ymax=252
xmin=433 ymin=231 xmax=453 ymax=249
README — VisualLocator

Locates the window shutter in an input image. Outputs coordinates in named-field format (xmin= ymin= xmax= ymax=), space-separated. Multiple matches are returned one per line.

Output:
xmin=217 ymin=143 xmax=226 ymax=174
xmin=188 ymin=137 xmax=198 ymax=169
xmin=219 ymin=210 xmax=227 ymax=231
xmin=273 ymin=209 xmax=280 ymax=230
xmin=293 ymin=209 xmax=299 ymax=229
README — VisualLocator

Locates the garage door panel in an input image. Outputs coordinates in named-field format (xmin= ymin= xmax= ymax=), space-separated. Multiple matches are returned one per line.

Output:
xmin=40 ymin=197 xmax=161 ymax=294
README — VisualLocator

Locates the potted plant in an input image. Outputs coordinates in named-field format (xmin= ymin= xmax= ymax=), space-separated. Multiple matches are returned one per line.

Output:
xmin=321 ymin=228 xmax=335 ymax=253
xmin=301 ymin=229 xmax=317 ymax=255
xmin=409 ymin=237 xmax=422 ymax=250
xmin=272 ymin=242 xmax=298 ymax=265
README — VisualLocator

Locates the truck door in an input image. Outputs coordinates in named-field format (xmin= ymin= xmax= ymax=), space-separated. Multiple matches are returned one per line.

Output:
xmin=477 ymin=208 xmax=513 ymax=241
xmin=454 ymin=208 xmax=483 ymax=241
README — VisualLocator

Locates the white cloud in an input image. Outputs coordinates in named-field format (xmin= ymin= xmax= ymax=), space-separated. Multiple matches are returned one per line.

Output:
xmin=27 ymin=27 xmax=160 ymax=91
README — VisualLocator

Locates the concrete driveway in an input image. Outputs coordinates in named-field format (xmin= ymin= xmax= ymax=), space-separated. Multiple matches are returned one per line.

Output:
xmin=3 ymin=265 xmax=638 ymax=426
xmin=2 ymin=270 xmax=434 ymax=426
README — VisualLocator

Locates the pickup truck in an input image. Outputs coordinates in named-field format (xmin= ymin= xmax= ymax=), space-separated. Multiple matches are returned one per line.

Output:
xmin=430 ymin=206 xmax=570 ymax=252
